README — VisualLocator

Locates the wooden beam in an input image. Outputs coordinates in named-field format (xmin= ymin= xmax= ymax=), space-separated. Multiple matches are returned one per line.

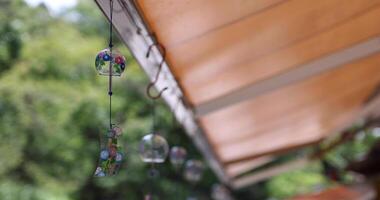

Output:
xmin=95 ymin=0 xmax=230 ymax=184
xmin=226 ymin=156 xmax=274 ymax=178
xmin=232 ymin=158 xmax=310 ymax=189
xmin=230 ymin=94 xmax=380 ymax=185
xmin=224 ymin=140 xmax=320 ymax=165
xmin=195 ymin=36 xmax=380 ymax=117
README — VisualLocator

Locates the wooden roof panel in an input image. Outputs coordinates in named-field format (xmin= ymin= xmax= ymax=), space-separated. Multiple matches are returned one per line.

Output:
xmin=190 ymin=7 xmax=380 ymax=105
xmin=153 ymin=0 xmax=378 ymax=105
xmin=109 ymin=0 xmax=380 ymax=181
xmin=201 ymin=53 xmax=380 ymax=162
xmin=137 ymin=0 xmax=285 ymax=47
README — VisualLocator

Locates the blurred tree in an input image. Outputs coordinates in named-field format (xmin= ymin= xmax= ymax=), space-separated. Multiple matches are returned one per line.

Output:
xmin=0 ymin=1 xmax=219 ymax=200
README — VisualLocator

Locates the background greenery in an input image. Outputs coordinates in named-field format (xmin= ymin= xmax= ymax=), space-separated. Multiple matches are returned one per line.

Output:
xmin=0 ymin=0 xmax=378 ymax=199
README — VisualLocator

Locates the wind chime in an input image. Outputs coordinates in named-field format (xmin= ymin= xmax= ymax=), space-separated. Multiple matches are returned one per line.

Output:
xmin=138 ymin=39 xmax=170 ymax=200
xmin=184 ymin=159 xmax=204 ymax=200
xmin=94 ymin=0 xmax=127 ymax=177
xmin=169 ymin=99 xmax=188 ymax=171
xmin=211 ymin=184 xmax=232 ymax=200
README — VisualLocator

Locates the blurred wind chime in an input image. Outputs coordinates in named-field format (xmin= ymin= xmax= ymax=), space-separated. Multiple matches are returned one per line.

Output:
xmin=211 ymin=184 xmax=233 ymax=200
xmin=184 ymin=159 xmax=204 ymax=200
xmin=139 ymin=38 xmax=170 ymax=200
xmin=168 ymin=99 xmax=188 ymax=198
xmin=168 ymin=97 xmax=188 ymax=169
xmin=94 ymin=0 xmax=127 ymax=177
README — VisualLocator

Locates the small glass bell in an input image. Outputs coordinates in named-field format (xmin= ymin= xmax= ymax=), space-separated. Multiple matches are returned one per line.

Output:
xmin=139 ymin=133 xmax=169 ymax=163
xmin=184 ymin=160 xmax=204 ymax=183
xmin=94 ymin=126 xmax=124 ymax=177
xmin=170 ymin=146 xmax=187 ymax=168
xmin=95 ymin=48 xmax=126 ymax=76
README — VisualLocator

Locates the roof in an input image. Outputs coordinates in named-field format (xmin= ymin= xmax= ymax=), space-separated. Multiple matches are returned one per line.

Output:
xmin=95 ymin=0 xmax=380 ymax=188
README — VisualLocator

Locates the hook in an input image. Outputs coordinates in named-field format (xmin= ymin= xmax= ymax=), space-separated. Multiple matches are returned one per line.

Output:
xmin=146 ymin=39 xmax=168 ymax=100
xmin=146 ymin=64 xmax=168 ymax=99
xmin=146 ymin=33 xmax=166 ymax=59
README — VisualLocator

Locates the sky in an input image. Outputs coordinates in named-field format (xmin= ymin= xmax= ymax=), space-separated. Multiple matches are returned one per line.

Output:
xmin=24 ymin=0 xmax=77 ymax=13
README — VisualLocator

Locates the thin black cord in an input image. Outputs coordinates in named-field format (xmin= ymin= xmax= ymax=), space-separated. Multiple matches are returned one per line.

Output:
xmin=109 ymin=95 xmax=112 ymax=129
xmin=149 ymin=162 xmax=157 ymax=198
xmin=151 ymin=100 xmax=156 ymax=134
xmin=108 ymin=0 xmax=114 ymax=130
xmin=109 ymin=0 xmax=113 ymax=48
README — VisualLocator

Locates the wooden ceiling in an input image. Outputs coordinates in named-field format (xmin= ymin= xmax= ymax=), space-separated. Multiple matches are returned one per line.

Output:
xmin=138 ymin=0 xmax=380 ymax=105
xmin=105 ymin=0 xmax=380 ymax=186
xmin=202 ymin=54 xmax=380 ymax=164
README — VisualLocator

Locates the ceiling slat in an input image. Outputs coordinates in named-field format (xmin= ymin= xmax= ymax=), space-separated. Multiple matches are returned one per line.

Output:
xmin=137 ymin=0 xmax=285 ymax=47
xmin=195 ymin=9 xmax=380 ymax=115
xmin=202 ymin=53 xmax=380 ymax=163
xmin=167 ymin=0 xmax=379 ymax=105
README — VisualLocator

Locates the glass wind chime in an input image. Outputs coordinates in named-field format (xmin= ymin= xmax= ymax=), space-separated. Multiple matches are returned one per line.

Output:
xmin=184 ymin=159 xmax=204 ymax=200
xmin=168 ymin=103 xmax=188 ymax=170
xmin=138 ymin=39 xmax=171 ymax=200
xmin=138 ymin=47 xmax=169 ymax=166
xmin=94 ymin=0 xmax=126 ymax=177
xmin=170 ymin=146 xmax=187 ymax=170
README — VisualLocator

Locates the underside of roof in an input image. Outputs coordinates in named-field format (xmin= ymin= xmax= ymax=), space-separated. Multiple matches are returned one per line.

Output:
xmin=96 ymin=0 xmax=380 ymax=189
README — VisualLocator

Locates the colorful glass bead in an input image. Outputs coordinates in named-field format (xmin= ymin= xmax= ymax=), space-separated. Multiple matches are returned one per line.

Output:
xmin=94 ymin=167 xmax=106 ymax=177
xmin=95 ymin=48 xmax=126 ymax=76
xmin=103 ymin=53 xmax=110 ymax=61
xmin=139 ymin=133 xmax=169 ymax=163
xmin=100 ymin=149 xmax=109 ymax=160
xmin=94 ymin=128 xmax=124 ymax=177
xmin=115 ymin=56 xmax=123 ymax=64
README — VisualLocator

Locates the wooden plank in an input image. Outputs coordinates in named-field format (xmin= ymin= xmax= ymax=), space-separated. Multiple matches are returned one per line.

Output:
xmin=137 ymin=0 xmax=285 ymax=47
xmin=195 ymin=8 xmax=380 ymax=114
xmin=216 ymin=72 xmax=380 ymax=163
xmin=200 ymin=53 xmax=380 ymax=163
xmin=164 ymin=0 xmax=379 ymax=105
xmin=226 ymin=156 xmax=274 ymax=178
xmin=232 ymin=158 xmax=310 ymax=189
xmin=202 ymin=53 xmax=380 ymax=146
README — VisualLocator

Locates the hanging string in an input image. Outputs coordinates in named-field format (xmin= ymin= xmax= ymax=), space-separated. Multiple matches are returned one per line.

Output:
xmin=151 ymin=100 xmax=156 ymax=134
xmin=108 ymin=0 xmax=114 ymax=130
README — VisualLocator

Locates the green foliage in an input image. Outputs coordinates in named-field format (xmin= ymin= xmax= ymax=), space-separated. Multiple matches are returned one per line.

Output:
xmin=0 ymin=1 xmax=218 ymax=199
xmin=266 ymin=163 xmax=329 ymax=199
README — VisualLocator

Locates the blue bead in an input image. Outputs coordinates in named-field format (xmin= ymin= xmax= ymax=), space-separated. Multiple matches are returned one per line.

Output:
xmin=103 ymin=54 xmax=110 ymax=61
xmin=100 ymin=150 xmax=109 ymax=160
xmin=97 ymin=171 xmax=106 ymax=177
